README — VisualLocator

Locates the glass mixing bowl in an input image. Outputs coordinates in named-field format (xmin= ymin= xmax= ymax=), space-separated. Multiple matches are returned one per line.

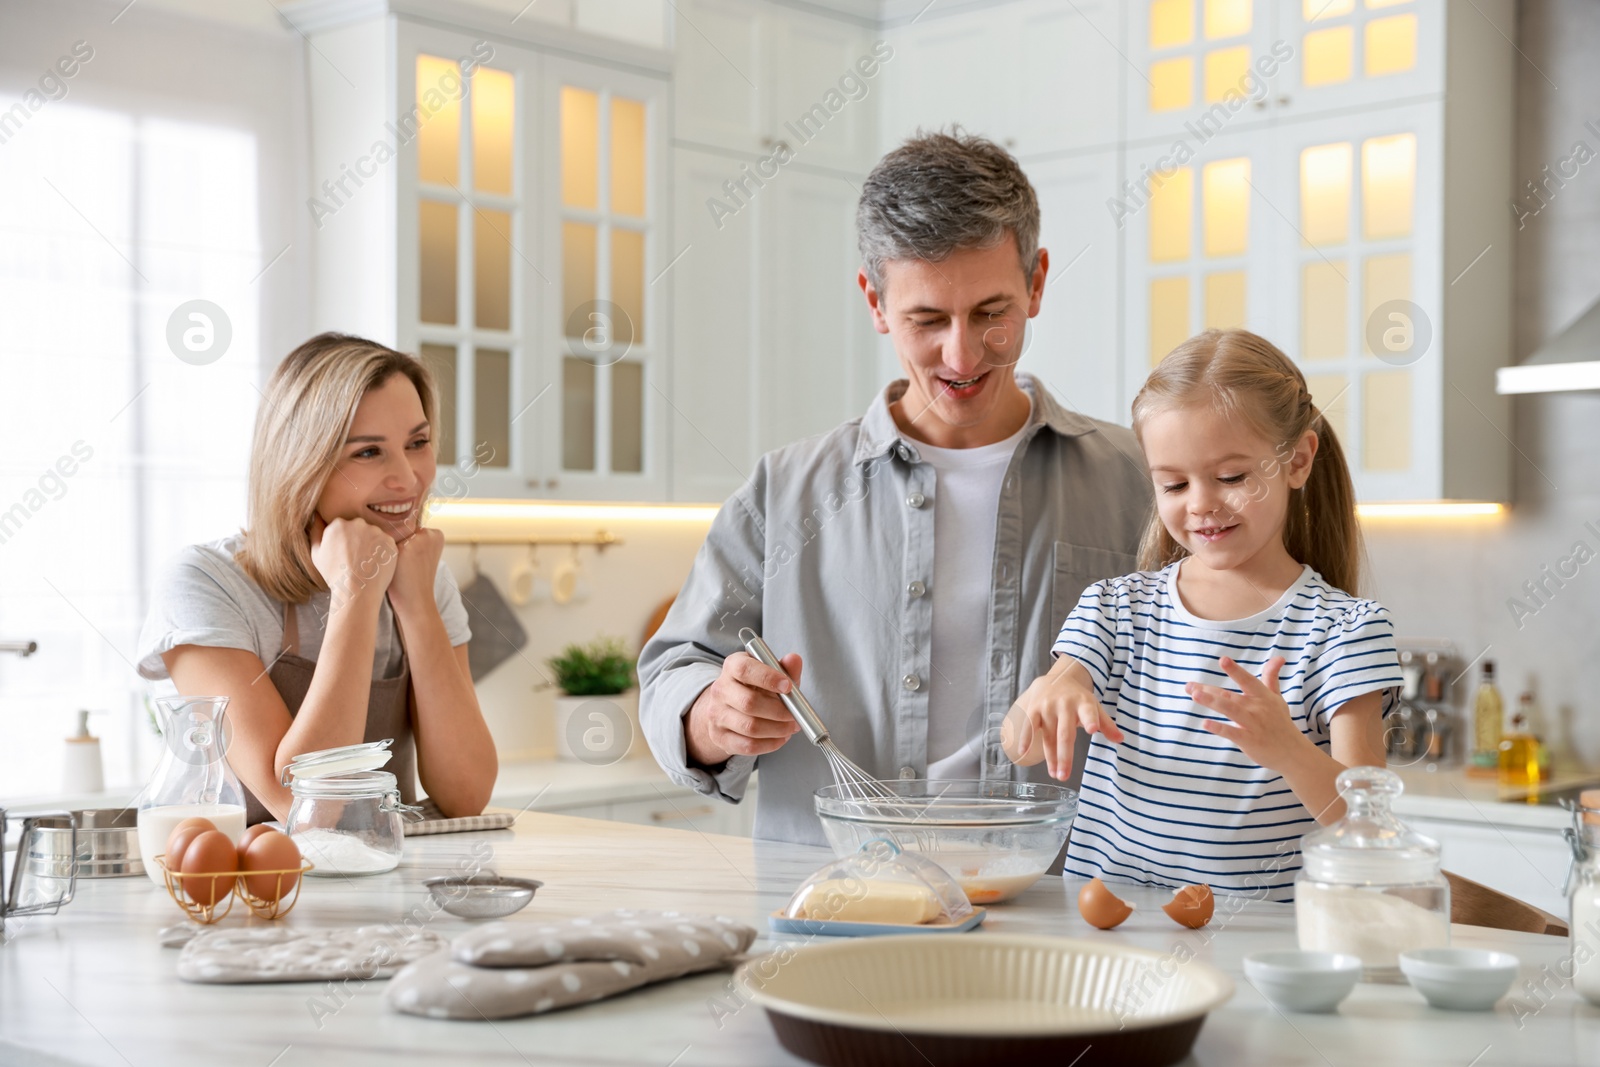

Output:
xmin=814 ymin=779 xmax=1078 ymax=904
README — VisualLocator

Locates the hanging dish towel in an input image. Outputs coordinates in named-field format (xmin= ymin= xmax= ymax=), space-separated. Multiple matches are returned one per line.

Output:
xmin=458 ymin=571 xmax=528 ymax=681
xmin=385 ymin=909 xmax=757 ymax=1020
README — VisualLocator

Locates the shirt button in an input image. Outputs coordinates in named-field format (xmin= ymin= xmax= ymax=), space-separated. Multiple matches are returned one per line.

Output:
xmin=897 ymin=444 xmax=913 ymax=462
xmin=899 ymin=766 xmax=916 ymax=780
xmin=902 ymin=673 xmax=921 ymax=691
xmin=906 ymin=492 xmax=926 ymax=509
xmin=907 ymin=580 xmax=926 ymax=598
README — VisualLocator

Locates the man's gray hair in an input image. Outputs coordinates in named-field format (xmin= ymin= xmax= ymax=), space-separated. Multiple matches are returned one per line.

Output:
xmin=856 ymin=128 xmax=1040 ymax=295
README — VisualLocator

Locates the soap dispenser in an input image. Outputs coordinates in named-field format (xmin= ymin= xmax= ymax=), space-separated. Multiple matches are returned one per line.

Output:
xmin=62 ymin=709 xmax=104 ymax=794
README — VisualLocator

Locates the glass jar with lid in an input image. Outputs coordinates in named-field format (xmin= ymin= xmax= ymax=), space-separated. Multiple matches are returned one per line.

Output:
xmin=1295 ymin=766 xmax=1450 ymax=981
xmin=282 ymin=741 xmax=420 ymax=877
xmin=1566 ymin=789 xmax=1600 ymax=1005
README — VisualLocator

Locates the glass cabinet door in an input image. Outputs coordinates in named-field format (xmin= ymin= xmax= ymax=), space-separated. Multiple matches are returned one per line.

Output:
xmin=1276 ymin=104 xmax=1441 ymax=501
xmin=1126 ymin=0 xmax=1280 ymax=143
xmin=403 ymin=34 xmax=532 ymax=496
xmin=546 ymin=58 xmax=665 ymax=499
xmin=1279 ymin=0 xmax=1440 ymax=116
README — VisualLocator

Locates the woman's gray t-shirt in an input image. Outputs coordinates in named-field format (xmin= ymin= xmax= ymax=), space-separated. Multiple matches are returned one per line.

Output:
xmin=136 ymin=532 xmax=472 ymax=687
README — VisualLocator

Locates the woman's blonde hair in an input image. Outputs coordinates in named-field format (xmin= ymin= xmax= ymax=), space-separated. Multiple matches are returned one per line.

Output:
xmin=1131 ymin=328 xmax=1364 ymax=595
xmin=235 ymin=333 xmax=439 ymax=604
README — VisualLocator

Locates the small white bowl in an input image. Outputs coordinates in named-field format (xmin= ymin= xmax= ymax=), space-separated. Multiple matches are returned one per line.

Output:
xmin=1243 ymin=951 xmax=1363 ymax=1013
xmin=1399 ymin=948 xmax=1519 ymax=1011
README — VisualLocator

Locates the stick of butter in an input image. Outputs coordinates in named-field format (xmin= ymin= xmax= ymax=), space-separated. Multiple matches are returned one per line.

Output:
xmin=791 ymin=878 xmax=943 ymax=924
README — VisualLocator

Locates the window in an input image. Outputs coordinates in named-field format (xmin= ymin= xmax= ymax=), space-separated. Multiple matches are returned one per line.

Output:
xmin=0 ymin=105 xmax=262 ymax=798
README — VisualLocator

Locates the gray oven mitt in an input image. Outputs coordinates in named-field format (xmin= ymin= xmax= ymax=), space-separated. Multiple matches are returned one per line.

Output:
xmin=385 ymin=909 xmax=757 ymax=1019
xmin=178 ymin=925 xmax=447 ymax=983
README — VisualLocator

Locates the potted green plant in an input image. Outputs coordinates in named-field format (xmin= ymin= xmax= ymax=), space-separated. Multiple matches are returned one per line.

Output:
xmin=545 ymin=636 xmax=640 ymax=763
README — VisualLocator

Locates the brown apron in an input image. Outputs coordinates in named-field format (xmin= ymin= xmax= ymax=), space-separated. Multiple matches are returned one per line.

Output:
xmin=243 ymin=602 xmax=418 ymax=826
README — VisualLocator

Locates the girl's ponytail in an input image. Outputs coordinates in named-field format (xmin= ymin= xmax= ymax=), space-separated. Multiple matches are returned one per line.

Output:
xmin=1284 ymin=406 xmax=1362 ymax=596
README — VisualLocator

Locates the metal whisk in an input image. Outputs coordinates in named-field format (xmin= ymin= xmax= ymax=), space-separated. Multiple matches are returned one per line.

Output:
xmin=739 ymin=629 xmax=898 ymax=803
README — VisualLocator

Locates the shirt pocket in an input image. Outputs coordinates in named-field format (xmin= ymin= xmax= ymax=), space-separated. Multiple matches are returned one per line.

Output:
xmin=1050 ymin=541 xmax=1138 ymax=635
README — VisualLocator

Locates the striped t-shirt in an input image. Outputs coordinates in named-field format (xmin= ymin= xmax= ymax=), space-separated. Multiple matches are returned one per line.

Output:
xmin=1052 ymin=562 xmax=1402 ymax=902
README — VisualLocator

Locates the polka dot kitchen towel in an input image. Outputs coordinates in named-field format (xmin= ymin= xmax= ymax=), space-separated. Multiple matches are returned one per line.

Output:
xmin=385 ymin=909 xmax=758 ymax=1020
xmin=177 ymin=926 xmax=448 ymax=983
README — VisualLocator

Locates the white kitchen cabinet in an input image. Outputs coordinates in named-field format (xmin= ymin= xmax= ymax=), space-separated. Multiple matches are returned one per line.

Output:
xmin=291 ymin=1 xmax=671 ymax=501
xmin=667 ymin=149 xmax=880 ymax=502
xmin=1120 ymin=0 xmax=1512 ymax=502
xmin=882 ymin=0 xmax=1121 ymax=159
xmin=671 ymin=0 xmax=879 ymax=174
xmin=755 ymin=167 xmax=882 ymax=457
xmin=1023 ymin=149 xmax=1125 ymax=425
xmin=1405 ymin=815 xmax=1571 ymax=919
xmin=670 ymin=147 xmax=761 ymax=502
xmin=671 ymin=0 xmax=765 ymax=153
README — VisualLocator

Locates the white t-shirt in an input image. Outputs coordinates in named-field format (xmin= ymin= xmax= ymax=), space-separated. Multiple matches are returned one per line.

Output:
xmin=136 ymin=532 xmax=472 ymax=690
xmin=917 ymin=407 xmax=1032 ymax=779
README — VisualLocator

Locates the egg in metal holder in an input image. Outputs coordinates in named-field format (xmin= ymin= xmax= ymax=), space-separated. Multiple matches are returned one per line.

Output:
xmin=155 ymin=855 xmax=315 ymax=924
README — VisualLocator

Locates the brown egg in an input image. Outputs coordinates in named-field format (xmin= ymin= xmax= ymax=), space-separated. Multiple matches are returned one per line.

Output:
xmin=239 ymin=824 xmax=276 ymax=850
xmin=180 ymin=830 xmax=237 ymax=906
xmin=240 ymin=830 xmax=302 ymax=902
xmin=1161 ymin=884 xmax=1215 ymax=929
xmin=1077 ymin=877 xmax=1134 ymax=930
xmin=164 ymin=822 xmax=216 ymax=873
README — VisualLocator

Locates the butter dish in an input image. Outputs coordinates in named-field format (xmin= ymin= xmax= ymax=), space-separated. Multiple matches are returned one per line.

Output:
xmin=769 ymin=838 xmax=983 ymax=937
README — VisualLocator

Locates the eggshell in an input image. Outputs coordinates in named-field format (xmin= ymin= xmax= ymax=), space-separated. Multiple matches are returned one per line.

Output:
xmin=180 ymin=830 xmax=237 ymax=906
xmin=240 ymin=830 xmax=302 ymax=901
xmin=1161 ymin=884 xmax=1215 ymax=928
xmin=1077 ymin=877 xmax=1134 ymax=930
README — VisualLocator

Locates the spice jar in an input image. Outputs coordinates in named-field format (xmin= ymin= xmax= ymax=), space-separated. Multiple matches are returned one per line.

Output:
xmin=1295 ymin=766 xmax=1450 ymax=982
xmin=283 ymin=742 xmax=420 ymax=877
xmin=1565 ymin=789 xmax=1600 ymax=1005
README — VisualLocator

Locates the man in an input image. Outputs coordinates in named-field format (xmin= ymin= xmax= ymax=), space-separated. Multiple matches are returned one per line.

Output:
xmin=639 ymin=131 xmax=1151 ymax=845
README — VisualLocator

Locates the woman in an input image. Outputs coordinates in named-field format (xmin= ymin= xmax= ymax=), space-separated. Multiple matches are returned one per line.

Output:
xmin=137 ymin=333 xmax=496 ymax=822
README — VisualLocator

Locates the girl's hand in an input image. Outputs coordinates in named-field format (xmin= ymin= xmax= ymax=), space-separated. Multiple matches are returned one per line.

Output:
xmin=310 ymin=514 xmax=398 ymax=609
xmin=387 ymin=526 xmax=444 ymax=618
xmin=1003 ymin=661 xmax=1123 ymax=781
xmin=1189 ymin=656 xmax=1313 ymax=772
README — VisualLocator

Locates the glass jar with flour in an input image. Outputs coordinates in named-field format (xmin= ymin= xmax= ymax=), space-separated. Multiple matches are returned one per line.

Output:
xmin=282 ymin=742 xmax=421 ymax=877
xmin=1295 ymin=766 xmax=1450 ymax=982
xmin=1565 ymin=789 xmax=1600 ymax=1005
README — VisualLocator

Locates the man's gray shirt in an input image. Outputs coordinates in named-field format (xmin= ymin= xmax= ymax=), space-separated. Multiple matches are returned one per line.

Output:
xmin=638 ymin=373 xmax=1152 ymax=846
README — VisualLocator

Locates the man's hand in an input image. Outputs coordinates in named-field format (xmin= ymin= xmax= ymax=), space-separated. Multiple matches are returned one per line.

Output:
xmin=1002 ymin=657 xmax=1122 ymax=781
xmin=685 ymin=651 xmax=803 ymax=767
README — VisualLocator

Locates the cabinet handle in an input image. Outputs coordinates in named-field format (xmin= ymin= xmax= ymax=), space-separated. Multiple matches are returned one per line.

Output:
xmin=546 ymin=478 xmax=559 ymax=489
xmin=1276 ymin=95 xmax=1291 ymax=107
xmin=651 ymin=805 xmax=714 ymax=822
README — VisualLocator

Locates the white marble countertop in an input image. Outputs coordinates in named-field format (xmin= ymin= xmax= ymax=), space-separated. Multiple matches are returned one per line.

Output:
xmin=2 ymin=811 xmax=1597 ymax=1066
xmin=1394 ymin=765 xmax=1595 ymax=832
xmin=0 ymin=755 xmax=695 ymax=823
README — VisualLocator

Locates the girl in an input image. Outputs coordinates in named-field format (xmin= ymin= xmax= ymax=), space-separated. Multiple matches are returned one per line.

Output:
xmin=1007 ymin=328 xmax=1397 ymax=900
xmin=136 ymin=333 xmax=496 ymax=823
